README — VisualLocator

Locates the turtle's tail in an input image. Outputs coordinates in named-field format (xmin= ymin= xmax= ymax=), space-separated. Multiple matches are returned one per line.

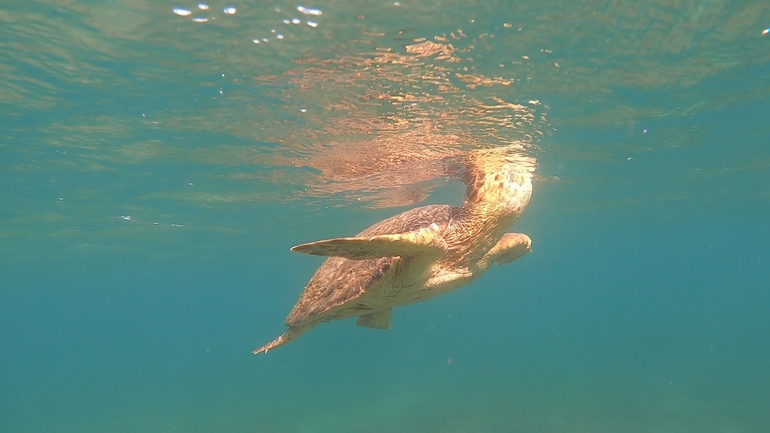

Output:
xmin=253 ymin=326 xmax=311 ymax=355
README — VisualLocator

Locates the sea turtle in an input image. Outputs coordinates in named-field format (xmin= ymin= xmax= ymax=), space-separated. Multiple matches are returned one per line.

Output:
xmin=254 ymin=149 xmax=534 ymax=355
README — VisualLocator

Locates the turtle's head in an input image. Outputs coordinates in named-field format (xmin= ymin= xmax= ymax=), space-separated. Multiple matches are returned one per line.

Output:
xmin=463 ymin=165 xmax=533 ymax=219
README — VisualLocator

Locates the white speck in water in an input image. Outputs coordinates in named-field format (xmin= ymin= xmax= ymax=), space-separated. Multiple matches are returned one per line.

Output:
xmin=394 ymin=1 xmax=401 ymax=6
xmin=283 ymin=18 xmax=290 ymax=24
xmin=188 ymin=182 xmax=194 ymax=186
xmin=763 ymin=28 xmax=769 ymax=35
xmin=58 ymin=197 xmax=64 ymax=201
xmin=643 ymin=128 xmax=647 ymax=133
xmin=292 ymin=18 xmax=301 ymax=24
xmin=253 ymin=39 xmax=260 ymax=44
xmin=193 ymin=17 xmax=208 ymax=23
xmin=223 ymin=7 xmax=236 ymax=15
xmin=300 ymin=108 xmax=307 ymax=113
xmin=173 ymin=8 xmax=192 ymax=16
xmin=627 ymin=157 xmax=632 ymax=161
xmin=307 ymin=21 xmax=318 ymax=28
xmin=198 ymin=3 xmax=209 ymax=10
xmin=271 ymin=28 xmax=276 ymax=33
xmin=297 ymin=6 xmax=322 ymax=16
xmin=262 ymin=38 xmax=268 ymax=42
xmin=276 ymin=34 xmax=284 ymax=40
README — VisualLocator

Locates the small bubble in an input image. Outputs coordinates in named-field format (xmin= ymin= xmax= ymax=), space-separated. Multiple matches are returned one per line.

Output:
xmin=292 ymin=18 xmax=301 ymax=24
xmin=173 ymin=8 xmax=192 ymax=16
xmin=297 ymin=6 xmax=322 ymax=16
xmin=188 ymin=182 xmax=194 ymax=186
xmin=223 ymin=7 xmax=236 ymax=15
xmin=193 ymin=17 xmax=208 ymax=23
xmin=283 ymin=18 xmax=290 ymax=24
xmin=198 ymin=3 xmax=209 ymax=10
xmin=276 ymin=34 xmax=284 ymax=40
xmin=307 ymin=21 xmax=318 ymax=28
xmin=253 ymin=39 xmax=261 ymax=44
xmin=300 ymin=108 xmax=307 ymax=113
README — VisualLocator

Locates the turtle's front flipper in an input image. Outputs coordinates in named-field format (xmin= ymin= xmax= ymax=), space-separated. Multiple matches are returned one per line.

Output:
xmin=290 ymin=225 xmax=448 ymax=261
xmin=478 ymin=232 xmax=532 ymax=269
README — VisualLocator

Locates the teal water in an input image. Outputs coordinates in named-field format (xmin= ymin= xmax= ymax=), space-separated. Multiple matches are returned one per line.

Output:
xmin=2 ymin=1 xmax=769 ymax=432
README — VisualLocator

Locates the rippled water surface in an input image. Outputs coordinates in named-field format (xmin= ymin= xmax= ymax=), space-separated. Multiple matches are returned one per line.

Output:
xmin=1 ymin=1 xmax=769 ymax=432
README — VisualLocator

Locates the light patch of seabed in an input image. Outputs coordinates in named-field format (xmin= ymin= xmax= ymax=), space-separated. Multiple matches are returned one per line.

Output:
xmin=271 ymin=370 xmax=762 ymax=433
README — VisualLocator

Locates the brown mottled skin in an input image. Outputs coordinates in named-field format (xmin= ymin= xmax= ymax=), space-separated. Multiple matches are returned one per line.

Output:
xmin=254 ymin=149 xmax=534 ymax=355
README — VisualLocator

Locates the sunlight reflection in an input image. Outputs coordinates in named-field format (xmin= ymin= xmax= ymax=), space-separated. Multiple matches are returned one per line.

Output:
xmin=248 ymin=27 xmax=547 ymax=207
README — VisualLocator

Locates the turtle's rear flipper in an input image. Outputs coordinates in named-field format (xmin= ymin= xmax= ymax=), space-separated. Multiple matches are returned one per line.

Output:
xmin=356 ymin=309 xmax=393 ymax=329
xmin=291 ymin=226 xmax=447 ymax=261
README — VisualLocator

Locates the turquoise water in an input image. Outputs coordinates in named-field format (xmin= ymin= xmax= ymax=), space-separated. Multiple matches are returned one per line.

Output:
xmin=2 ymin=0 xmax=769 ymax=431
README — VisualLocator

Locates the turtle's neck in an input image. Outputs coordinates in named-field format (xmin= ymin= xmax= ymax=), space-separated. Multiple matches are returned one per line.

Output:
xmin=440 ymin=167 xmax=531 ymax=267
xmin=440 ymin=202 xmax=516 ymax=267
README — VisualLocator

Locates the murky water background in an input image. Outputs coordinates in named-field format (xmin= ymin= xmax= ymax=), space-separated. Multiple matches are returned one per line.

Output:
xmin=1 ymin=1 xmax=769 ymax=431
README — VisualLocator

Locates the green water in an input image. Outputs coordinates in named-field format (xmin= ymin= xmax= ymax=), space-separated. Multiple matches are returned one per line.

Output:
xmin=1 ymin=1 xmax=769 ymax=432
